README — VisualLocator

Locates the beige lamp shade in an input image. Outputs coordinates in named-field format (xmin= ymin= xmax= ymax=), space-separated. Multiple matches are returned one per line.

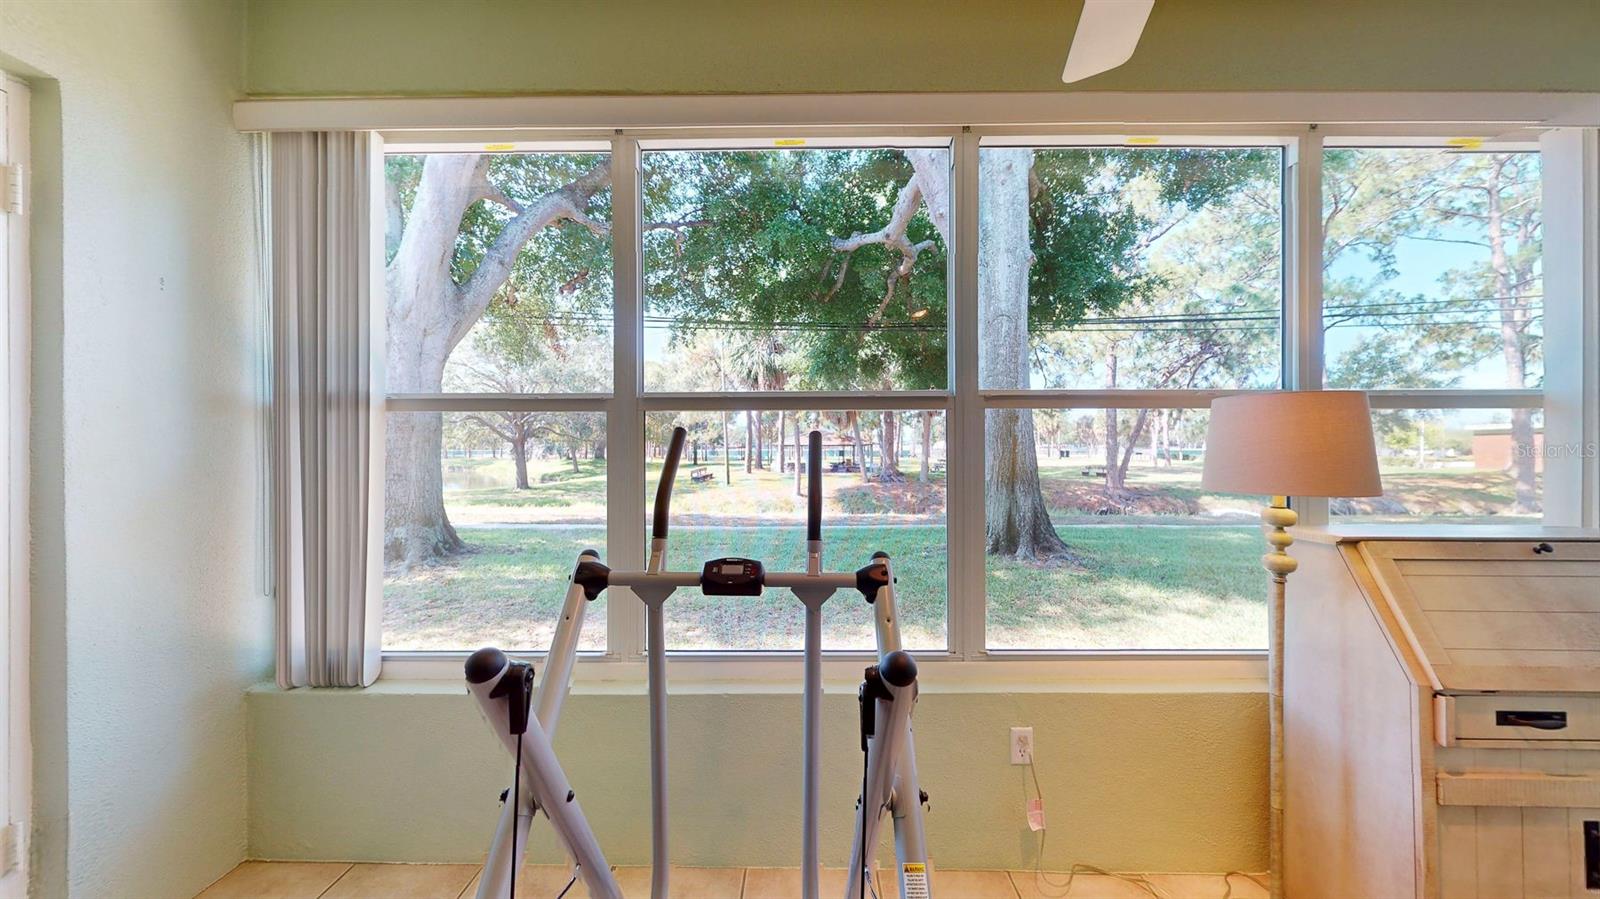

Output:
xmin=1202 ymin=391 xmax=1382 ymax=498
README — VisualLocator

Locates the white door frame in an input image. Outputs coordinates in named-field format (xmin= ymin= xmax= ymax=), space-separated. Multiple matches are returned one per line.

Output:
xmin=0 ymin=69 xmax=32 ymax=899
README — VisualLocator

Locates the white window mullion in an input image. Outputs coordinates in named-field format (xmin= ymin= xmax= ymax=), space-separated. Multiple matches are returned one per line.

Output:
xmin=607 ymin=136 xmax=646 ymax=659
xmin=1540 ymin=128 xmax=1600 ymax=528
xmin=1285 ymin=128 xmax=1329 ymax=527
xmin=949 ymin=130 xmax=985 ymax=659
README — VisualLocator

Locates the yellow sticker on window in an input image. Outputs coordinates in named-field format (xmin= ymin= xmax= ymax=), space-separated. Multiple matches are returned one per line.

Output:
xmin=774 ymin=138 xmax=807 ymax=147
xmin=483 ymin=143 xmax=515 ymax=152
xmin=1446 ymin=137 xmax=1485 ymax=150
xmin=1125 ymin=136 xmax=1160 ymax=145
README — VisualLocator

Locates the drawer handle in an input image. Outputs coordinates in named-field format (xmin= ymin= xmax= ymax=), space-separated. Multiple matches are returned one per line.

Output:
xmin=1533 ymin=542 xmax=1555 ymax=554
xmin=1497 ymin=710 xmax=1568 ymax=730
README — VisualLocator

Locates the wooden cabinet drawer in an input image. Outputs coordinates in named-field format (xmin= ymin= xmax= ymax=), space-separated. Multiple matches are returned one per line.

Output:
xmin=1437 ymin=694 xmax=1600 ymax=745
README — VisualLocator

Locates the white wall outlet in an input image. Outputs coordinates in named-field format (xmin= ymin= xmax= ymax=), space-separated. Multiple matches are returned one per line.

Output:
xmin=1010 ymin=726 xmax=1034 ymax=765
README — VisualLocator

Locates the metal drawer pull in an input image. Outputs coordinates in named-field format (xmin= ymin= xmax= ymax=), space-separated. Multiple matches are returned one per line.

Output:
xmin=1496 ymin=710 xmax=1568 ymax=730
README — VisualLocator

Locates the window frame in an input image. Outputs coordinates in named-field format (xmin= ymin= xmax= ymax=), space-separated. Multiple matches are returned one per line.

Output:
xmin=369 ymin=115 xmax=1595 ymax=678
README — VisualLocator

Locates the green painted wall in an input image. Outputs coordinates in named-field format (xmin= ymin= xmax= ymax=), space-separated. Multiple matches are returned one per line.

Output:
xmin=1 ymin=2 xmax=271 ymax=897
xmin=244 ymin=0 xmax=1600 ymax=97
xmin=249 ymin=680 xmax=1267 ymax=872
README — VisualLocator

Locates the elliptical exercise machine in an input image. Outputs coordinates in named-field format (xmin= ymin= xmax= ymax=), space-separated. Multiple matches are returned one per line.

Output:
xmin=465 ymin=426 xmax=933 ymax=899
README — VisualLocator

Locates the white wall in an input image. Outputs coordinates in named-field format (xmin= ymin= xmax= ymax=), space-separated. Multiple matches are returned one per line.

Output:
xmin=0 ymin=2 xmax=271 ymax=896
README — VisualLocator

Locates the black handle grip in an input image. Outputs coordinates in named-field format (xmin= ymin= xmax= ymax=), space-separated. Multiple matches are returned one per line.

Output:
xmin=653 ymin=427 xmax=687 ymax=539
xmin=807 ymin=430 xmax=822 ymax=542
xmin=1497 ymin=710 xmax=1567 ymax=730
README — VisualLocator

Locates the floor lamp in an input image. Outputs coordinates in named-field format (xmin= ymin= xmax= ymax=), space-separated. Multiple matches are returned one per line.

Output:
xmin=1201 ymin=392 xmax=1382 ymax=899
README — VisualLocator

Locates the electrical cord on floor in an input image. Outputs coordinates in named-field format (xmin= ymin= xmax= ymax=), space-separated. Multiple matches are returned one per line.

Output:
xmin=555 ymin=871 xmax=577 ymax=899
xmin=1021 ymin=760 xmax=1170 ymax=899
xmin=1221 ymin=872 xmax=1269 ymax=899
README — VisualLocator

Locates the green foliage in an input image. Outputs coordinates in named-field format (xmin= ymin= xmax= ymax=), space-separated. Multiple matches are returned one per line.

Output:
xmin=1028 ymin=147 xmax=1283 ymax=390
xmin=1322 ymin=148 xmax=1542 ymax=391
xmin=643 ymin=149 xmax=948 ymax=390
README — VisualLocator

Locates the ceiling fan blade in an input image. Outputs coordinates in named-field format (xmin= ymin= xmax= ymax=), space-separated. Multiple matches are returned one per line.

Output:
xmin=1061 ymin=0 xmax=1156 ymax=84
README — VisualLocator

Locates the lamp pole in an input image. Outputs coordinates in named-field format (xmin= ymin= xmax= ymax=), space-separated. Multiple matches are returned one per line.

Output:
xmin=1261 ymin=495 xmax=1297 ymax=899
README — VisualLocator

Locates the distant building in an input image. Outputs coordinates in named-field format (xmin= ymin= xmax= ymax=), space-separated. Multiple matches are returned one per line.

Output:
xmin=1471 ymin=426 xmax=1544 ymax=472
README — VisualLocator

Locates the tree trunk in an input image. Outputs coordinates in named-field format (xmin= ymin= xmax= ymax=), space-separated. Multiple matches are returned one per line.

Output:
xmin=723 ymin=411 xmax=732 ymax=484
xmin=979 ymin=149 xmax=1071 ymax=560
xmin=879 ymin=412 xmax=902 ymax=481
xmin=570 ymin=442 xmax=581 ymax=474
xmin=1111 ymin=409 xmax=1150 ymax=495
xmin=384 ymin=153 xmax=610 ymax=567
xmin=1103 ymin=353 xmax=1121 ymax=495
xmin=851 ymin=413 xmax=867 ymax=483
xmin=745 ymin=412 xmax=755 ymax=474
xmin=755 ymin=411 xmax=765 ymax=469
xmin=919 ymin=411 xmax=933 ymax=483
xmin=794 ymin=418 xmax=805 ymax=497
xmin=1484 ymin=158 xmax=1539 ymax=513
xmin=511 ymin=432 xmax=530 ymax=489
xmin=778 ymin=411 xmax=788 ymax=474
xmin=384 ymin=411 xmax=463 ymax=567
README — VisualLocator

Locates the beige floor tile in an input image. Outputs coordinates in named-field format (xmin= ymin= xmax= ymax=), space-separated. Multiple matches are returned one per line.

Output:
xmin=1009 ymin=870 xmax=1160 ymax=898
xmin=196 ymin=861 xmax=353 ymax=899
xmin=742 ymin=867 xmax=875 ymax=899
xmin=319 ymin=864 xmax=477 ymax=899
xmin=612 ymin=866 xmax=743 ymax=899
xmin=931 ymin=870 xmax=1019 ymax=899
xmin=458 ymin=864 xmax=609 ymax=899
xmin=1144 ymin=873 xmax=1268 ymax=899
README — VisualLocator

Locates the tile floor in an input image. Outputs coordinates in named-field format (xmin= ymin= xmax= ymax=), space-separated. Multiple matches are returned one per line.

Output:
xmin=196 ymin=862 xmax=1270 ymax=899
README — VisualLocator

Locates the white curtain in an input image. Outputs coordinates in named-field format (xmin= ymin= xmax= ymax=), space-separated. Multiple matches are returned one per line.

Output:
xmin=271 ymin=131 xmax=385 ymax=688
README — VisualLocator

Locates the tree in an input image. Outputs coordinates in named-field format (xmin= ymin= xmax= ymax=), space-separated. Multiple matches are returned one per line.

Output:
xmin=386 ymin=146 xmax=1264 ymax=568
xmin=1323 ymin=149 xmax=1542 ymax=511
xmin=384 ymin=153 xmax=612 ymax=568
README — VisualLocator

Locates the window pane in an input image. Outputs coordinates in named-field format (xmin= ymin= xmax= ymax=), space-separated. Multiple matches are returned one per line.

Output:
xmin=1322 ymin=148 xmax=1542 ymax=391
xmin=977 ymin=146 xmax=1284 ymax=390
xmin=383 ymin=411 xmax=607 ymax=651
xmin=644 ymin=410 xmax=947 ymax=650
xmin=385 ymin=152 xmax=613 ymax=395
xmin=641 ymin=148 xmax=949 ymax=392
xmin=984 ymin=408 xmax=1266 ymax=650
xmin=1333 ymin=407 xmax=1544 ymax=522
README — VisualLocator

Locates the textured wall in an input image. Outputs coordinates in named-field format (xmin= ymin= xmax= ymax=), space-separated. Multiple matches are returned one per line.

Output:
xmin=0 ymin=2 xmax=272 ymax=896
xmin=250 ymin=681 xmax=1267 ymax=872
xmin=244 ymin=0 xmax=1600 ymax=97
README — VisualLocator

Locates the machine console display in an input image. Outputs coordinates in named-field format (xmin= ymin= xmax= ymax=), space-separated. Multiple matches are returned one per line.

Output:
xmin=700 ymin=557 xmax=765 ymax=596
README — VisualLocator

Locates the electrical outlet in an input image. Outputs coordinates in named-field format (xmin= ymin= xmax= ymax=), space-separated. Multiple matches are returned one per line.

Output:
xmin=1010 ymin=726 xmax=1034 ymax=764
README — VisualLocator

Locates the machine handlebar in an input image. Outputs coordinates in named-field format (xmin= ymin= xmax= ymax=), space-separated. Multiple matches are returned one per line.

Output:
xmin=653 ymin=426 xmax=687 ymax=539
xmin=807 ymin=430 xmax=822 ymax=542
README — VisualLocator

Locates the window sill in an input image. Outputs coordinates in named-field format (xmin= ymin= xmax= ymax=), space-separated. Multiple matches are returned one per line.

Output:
xmin=359 ymin=650 xmax=1266 ymax=693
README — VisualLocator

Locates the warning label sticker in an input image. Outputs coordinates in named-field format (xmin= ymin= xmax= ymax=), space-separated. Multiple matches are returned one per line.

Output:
xmin=902 ymin=863 xmax=930 ymax=899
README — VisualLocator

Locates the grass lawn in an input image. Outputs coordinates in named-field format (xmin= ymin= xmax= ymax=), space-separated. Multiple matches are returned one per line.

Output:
xmin=388 ymin=452 xmax=1531 ymax=651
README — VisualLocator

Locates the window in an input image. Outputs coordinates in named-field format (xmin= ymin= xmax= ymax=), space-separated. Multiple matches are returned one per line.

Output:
xmin=383 ymin=411 xmax=608 ymax=651
xmin=1336 ymin=407 xmax=1545 ymax=522
xmin=1323 ymin=145 xmax=1544 ymax=521
xmin=372 ymin=127 xmax=1582 ymax=664
xmin=382 ymin=148 xmax=613 ymax=651
xmin=644 ymin=410 xmax=946 ymax=650
xmin=978 ymin=146 xmax=1283 ymax=391
xmin=979 ymin=144 xmax=1285 ymax=650
xmin=641 ymin=147 xmax=949 ymax=392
